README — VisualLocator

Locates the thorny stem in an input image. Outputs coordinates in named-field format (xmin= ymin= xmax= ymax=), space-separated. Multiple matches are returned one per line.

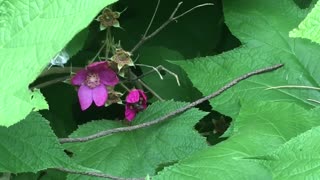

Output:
xmin=59 ymin=64 xmax=284 ymax=144
xmin=54 ymin=168 xmax=144 ymax=180
xmin=130 ymin=2 xmax=214 ymax=54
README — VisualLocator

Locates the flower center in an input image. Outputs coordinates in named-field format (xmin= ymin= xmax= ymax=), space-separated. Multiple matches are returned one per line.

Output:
xmin=85 ymin=73 xmax=100 ymax=88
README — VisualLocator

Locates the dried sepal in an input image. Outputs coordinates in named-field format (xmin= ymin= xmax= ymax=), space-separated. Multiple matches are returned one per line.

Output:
xmin=97 ymin=8 xmax=121 ymax=30
xmin=111 ymin=48 xmax=134 ymax=71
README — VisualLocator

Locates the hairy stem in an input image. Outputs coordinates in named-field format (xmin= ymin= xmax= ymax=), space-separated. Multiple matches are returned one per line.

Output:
xmin=59 ymin=64 xmax=284 ymax=144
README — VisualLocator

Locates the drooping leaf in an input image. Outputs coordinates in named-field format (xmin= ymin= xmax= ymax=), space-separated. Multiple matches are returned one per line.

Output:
xmin=154 ymin=102 xmax=320 ymax=179
xmin=65 ymin=28 xmax=89 ymax=58
xmin=262 ymin=122 xmax=320 ymax=179
xmin=290 ymin=0 xmax=320 ymax=45
xmin=0 ymin=112 xmax=93 ymax=173
xmin=0 ymin=0 xmax=117 ymax=127
xmin=64 ymin=100 xmax=208 ymax=179
xmin=174 ymin=0 xmax=320 ymax=120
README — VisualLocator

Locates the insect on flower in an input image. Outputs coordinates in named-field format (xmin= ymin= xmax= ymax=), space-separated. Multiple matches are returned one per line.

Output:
xmin=125 ymin=89 xmax=147 ymax=121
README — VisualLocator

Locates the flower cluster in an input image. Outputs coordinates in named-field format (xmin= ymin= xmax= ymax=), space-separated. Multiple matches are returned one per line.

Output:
xmin=71 ymin=62 xmax=119 ymax=110
xmin=72 ymin=61 xmax=148 ymax=121
xmin=125 ymin=89 xmax=147 ymax=121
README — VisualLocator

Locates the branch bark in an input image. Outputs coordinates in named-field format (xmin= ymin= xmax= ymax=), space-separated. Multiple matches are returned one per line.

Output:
xmin=59 ymin=64 xmax=284 ymax=144
xmin=130 ymin=2 xmax=214 ymax=54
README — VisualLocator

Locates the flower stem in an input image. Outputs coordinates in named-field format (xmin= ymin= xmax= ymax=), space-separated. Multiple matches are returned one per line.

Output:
xmin=59 ymin=64 xmax=284 ymax=144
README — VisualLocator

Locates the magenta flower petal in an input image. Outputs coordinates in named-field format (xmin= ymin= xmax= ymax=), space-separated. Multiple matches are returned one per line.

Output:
xmin=87 ymin=61 xmax=108 ymax=72
xmin=125 ymin=104 xmax=136 ymax=121
xmin=92 ymin=84 xmax=108 ymax=107
xmin=78 ymin=85 xmax=93 ymax=110
xmin=138 ymin=89 xmax=147 ymax=104
xmin=71 ymin=69 xmax=87 ymax=85
xmin=99 ymin=68 xmax=119 ymax=86
xmin=126 ymin=89 xmax=140 ymax=103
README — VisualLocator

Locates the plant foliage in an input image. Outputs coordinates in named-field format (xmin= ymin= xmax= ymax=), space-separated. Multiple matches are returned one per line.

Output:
xmin=1 ymin=0 xmax=320 ymax=179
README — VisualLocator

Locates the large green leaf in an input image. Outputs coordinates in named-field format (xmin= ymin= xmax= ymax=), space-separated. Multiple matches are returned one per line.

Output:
xmin=154 ymin=102 xmax=320 ymax=179
xmin=153 ymin=0 xmax=320 ymax=178
xmin=262 ymin=122 xmax=320 ymax=179
xmin=0 ymin=112 xmax=91 ymax=173
xmin=64 ymin=100 xmax=208 ymax=179
xmin=174 ymin=0 xmax=320 ymax=119
xmin=0 ymin=0 xmax=117 ymax=127
xmin=290 ymin=0 xmax=320 ymax=45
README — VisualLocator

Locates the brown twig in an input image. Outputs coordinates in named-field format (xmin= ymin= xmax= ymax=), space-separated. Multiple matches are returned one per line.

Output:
xmin=59 ymin=64 xmax=284 ymax=144
xmin=30 ymin=76 xmax=70 ymax=90
xmin=130 ymin=2 xmax=214 ymax=54
xmin=54 ymin=168 xmax=144 ymax=180
xmin=39 ymin=67 xmax=82 ymax=78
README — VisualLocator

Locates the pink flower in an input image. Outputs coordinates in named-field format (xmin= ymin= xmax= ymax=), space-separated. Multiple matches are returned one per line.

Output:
xmin=125 ymin=89 xmax=147 ymax=121
xmin=72 ymin=61 xmax=119 ymax=110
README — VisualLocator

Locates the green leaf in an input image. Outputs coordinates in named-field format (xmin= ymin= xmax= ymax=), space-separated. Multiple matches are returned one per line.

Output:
xmin=154 ymin=102 xmax=320 ymax=179
xmin=174 ymin=0 xmax=320 ymax=119
xmin=138 ymin=46 xmax=201 ymax=102
xmin=65 ymin=28 xmax=89 ymax=58
xmin=263 ymin=122 xmax=320 ymax=179
xmin=64 ymin=100 xmax=208 ymax=179
xmin=0 ymin=0 xmax=117 ymax=127
xmin=31 ymin=89 xmax=49 ymax=111
xmin=290 ymin=0 xmax=320 ymax=45
xmin=0 ymin=112 xmax=91 ymax=173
